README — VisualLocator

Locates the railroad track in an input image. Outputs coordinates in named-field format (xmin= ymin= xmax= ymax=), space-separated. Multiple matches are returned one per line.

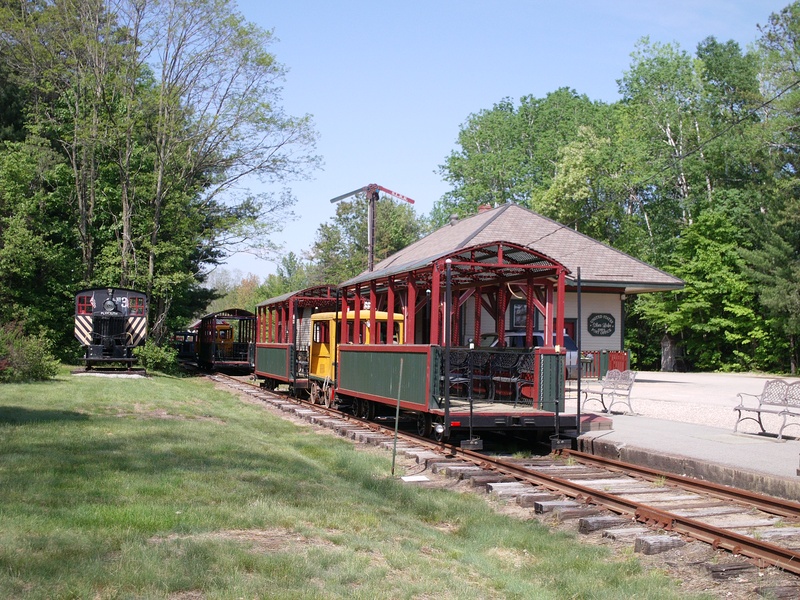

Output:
xmin=211 ymin=373 xmax=800 ymax=592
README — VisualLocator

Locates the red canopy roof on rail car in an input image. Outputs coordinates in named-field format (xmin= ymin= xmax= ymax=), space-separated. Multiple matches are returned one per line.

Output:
xmin=256 ymin=285 xmax=339 ymax=346
xmin=337 ymin=240 xmax=569 ymax=348
xmin=257 ymin=285 xmax=339 ymax=309
xmin=339 ymin=240 xmax=568 ymax=291
xmin=198 ymin=308 xmax=255 ymax=320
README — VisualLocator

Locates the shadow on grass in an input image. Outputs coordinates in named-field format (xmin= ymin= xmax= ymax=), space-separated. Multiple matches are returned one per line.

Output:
xmin=0 ymin=406 xmax=90 ymax=425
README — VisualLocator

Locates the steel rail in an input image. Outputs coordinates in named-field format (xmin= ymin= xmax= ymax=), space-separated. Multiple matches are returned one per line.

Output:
xmin=561 ymin=449 xmax=800 ymax=519
xmin=634 ymin=505 xmax=800 ymax=574
xmin=216 ymin=375 xmax=800 ymax=575
xmin=449 ymin=446 xmax=800 ymax=575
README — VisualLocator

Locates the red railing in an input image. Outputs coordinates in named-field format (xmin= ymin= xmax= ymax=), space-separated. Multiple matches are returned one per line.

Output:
xmin=581 ymin=351 xmax=629 ymax=379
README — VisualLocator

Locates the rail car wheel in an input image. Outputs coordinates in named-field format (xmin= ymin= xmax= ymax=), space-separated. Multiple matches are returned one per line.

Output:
xmin=416 ymin=413 xmax=432 ymax=437
xmin=310 ymin=381 xmax=322 ymax=404
xmin=354 ymin=398 xmax=367 ymax=419
xmin=322 ymin=379 xmax=333 ymax=408
xmin=353 ymin=398 xmax=372 ymax=419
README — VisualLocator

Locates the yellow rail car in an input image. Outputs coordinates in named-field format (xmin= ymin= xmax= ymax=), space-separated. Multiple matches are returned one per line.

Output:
xmin=309 ymin=310 xmax=404 ymax=405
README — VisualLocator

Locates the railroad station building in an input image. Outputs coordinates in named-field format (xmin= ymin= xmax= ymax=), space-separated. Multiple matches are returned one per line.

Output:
xmin=370 ymin=202 xmax=683 ymax=357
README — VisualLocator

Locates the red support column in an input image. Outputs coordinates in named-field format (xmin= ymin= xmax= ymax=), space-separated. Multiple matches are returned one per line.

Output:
xmin=497 ymin=285 xmax=507 ymax=347
xmin=340 ymin=290 xmax=349 ymax=344
xmin=406 ymin=278 xmax=416 ymax=345
xmin=556 ymin=268 xmax=565 ymax=347
xmin=452 ymin=291 xmax=461 ymax=346
xmin=353 ymin=286 xmax=362 ymax=343
xmin=369 ymin=281 xmax=377 ymax=344
xmin=430 ymin=265 xmax=441 ymax=345
xmin=473 ymin=286 xmax=482 ymax=346
xmin=544 ymin=281 xmax=554 ymax=343
xmin=526 ymin=275 xmax=535 ymax=347
xmin=387 ymin=278 xmax=395 ymax=345
xmin=288 ymin=300 xmax=296 ymax=345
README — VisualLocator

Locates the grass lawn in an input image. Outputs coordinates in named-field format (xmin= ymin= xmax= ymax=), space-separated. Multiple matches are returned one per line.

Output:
xmin=0 ymin=367 xmax=709 ymax=599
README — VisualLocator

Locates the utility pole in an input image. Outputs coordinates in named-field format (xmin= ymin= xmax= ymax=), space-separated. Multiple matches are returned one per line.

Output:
xmin=329 ymin=184 xmax=415 ymax=271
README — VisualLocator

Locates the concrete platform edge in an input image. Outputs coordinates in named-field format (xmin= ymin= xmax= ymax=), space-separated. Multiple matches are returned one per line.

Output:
xmin=578 ymin=434 xmax=800 ymax=503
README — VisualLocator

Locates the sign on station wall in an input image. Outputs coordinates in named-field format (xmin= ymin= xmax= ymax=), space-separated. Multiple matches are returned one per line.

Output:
xmin=587 ymin=313 xmax=615 ymax=337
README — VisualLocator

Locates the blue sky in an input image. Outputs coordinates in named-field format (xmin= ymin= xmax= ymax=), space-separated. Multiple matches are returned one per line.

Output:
xmin=226 ymin=0 xmax=787 ymax=278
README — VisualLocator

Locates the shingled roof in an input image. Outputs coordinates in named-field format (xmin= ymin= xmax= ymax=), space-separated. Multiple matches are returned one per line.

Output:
xmin=369 ymin=203 xmax=683 ymax=295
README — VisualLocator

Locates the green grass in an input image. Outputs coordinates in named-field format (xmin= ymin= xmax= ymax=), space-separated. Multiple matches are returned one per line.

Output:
xmin=0 ymin=367 xmax=711 ymax=599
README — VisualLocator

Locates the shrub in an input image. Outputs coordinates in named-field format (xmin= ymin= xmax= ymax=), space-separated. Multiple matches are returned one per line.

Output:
xmin=134 ymin=340 xmax=179 ymax=374
xmin=0 ymin=322 xmax=60 ymax=382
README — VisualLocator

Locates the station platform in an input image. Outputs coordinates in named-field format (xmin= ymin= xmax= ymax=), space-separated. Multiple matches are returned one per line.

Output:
xmin=568 ymin=371 xmax=800 ymax=503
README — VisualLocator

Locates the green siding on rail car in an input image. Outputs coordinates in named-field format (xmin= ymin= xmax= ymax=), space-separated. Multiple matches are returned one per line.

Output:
xmin=537 ymin=353 xmax=565 ymax=411
xmin=337 ymin=347 xmax=431 ymax=408
xmin=255 ymin=345 xmax=291 ymax=379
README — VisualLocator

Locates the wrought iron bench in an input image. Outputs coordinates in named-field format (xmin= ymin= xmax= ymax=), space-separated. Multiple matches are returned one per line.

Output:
xmin=582 ymin=369 xmax=637 ymax=414
xmin=733 ymin=379 xmax=800 ymax=440
xmin=446 ymin=349 xmax=472 ymax=398
xmin=489 ymin=351 xmax=525 ymax=403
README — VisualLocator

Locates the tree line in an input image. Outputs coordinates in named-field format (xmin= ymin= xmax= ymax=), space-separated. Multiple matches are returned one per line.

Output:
xmin=1 ymin=0 xmax=799 ymax=375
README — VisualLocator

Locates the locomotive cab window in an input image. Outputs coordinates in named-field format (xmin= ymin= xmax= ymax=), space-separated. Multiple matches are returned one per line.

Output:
xmin=77 ymin=295 xmax=92 ymax=315
xmin=313 ymin=321 xmax=329 ymax=344
xmin=130 ymin=297 xmax=145 ymax=316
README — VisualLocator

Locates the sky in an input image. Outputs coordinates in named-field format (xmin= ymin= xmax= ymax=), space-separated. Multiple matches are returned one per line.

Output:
xmin=225 ymin=0 xmax=788 ymax=279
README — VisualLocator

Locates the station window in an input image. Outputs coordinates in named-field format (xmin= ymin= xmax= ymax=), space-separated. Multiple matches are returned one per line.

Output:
xmin=77 ymin=295 xmax=93 ymax=315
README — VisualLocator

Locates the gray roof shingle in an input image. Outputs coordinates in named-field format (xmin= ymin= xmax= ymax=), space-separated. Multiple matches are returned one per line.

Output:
xmin=370 ymin=203 xmax=683 ymax=294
